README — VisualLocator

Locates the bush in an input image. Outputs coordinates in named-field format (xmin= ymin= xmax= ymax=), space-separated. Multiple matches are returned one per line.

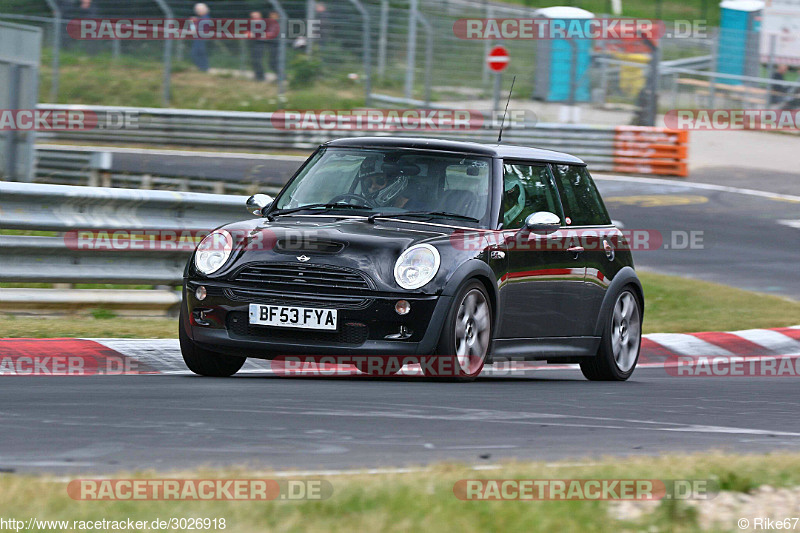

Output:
xmin=289 ymin=55 xmax=323 ymax=89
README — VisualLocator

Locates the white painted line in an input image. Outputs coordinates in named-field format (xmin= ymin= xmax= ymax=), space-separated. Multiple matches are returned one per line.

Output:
xmin=730 ymin=329 xmax=800 ymax=356
xmin=778 ymin=219 xmax=800 ymax=229
xmin=644 ymin=333 xmax=734 ymax=357
xmin=656 ymin=425 xmax=800 ymax=437
xmin=594 ymin=174 xmax=800 ymax=203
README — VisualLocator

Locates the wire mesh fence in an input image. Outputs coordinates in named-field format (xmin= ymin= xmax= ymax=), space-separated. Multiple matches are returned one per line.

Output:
xmin=1 ymin=0 xmax=799 ymax=126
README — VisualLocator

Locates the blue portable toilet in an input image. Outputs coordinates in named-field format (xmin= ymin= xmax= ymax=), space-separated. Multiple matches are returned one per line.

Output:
xmin=717 ymin=0 xmax=764 ymax=84
xmin=532 ymin=6 xmax=594 ymax=103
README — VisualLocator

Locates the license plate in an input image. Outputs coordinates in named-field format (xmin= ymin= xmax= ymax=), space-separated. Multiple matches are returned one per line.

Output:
xmin=248 ymin=304 xmax=338 ymax=331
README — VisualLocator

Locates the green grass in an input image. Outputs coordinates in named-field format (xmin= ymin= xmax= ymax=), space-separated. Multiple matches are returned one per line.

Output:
xmin=39 ymin=50 xmax=368 ymax=111
xmin=0 ymin=315 xmax=178 ymax=338
xmin=1 ymin=272 xmax=798 ymax=338
xmin=640 ymin=271 xmax=800 ymax=333
xmin=0 ymin=452 xmax=798 ymax=532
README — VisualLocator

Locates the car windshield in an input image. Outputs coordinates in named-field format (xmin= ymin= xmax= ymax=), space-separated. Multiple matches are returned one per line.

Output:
xmin=273 ymin=147 xmax=492 ymax=224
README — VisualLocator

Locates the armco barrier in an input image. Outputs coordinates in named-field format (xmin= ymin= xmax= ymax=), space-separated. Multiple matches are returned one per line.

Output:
xmin=0 ymin=182 xmax=246 ymax=286
xmin=33 ymin=145 xmax=289 ymax=195
xmin=34 ymin=104 xmax=690 ymax=178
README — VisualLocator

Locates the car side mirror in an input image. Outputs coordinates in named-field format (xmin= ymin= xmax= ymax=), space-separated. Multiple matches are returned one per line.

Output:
xmin=524 ymin=211 xmax=561 ymax=234
xmin=246 ymin=194 xmax=273 ymax=216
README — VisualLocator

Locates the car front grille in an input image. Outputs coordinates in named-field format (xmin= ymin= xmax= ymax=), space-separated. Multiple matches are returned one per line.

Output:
xmin=231 ymin=263 xmax=373 ymax=293
xmin=226 ymin=312 xmax=369 ymax=345
xmin=223 ymin=288 xmax=372 ymax=310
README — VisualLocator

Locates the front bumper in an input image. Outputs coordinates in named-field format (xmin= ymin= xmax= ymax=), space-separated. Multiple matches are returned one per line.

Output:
xmin=183 ymin=280 xmax=452 ymax=358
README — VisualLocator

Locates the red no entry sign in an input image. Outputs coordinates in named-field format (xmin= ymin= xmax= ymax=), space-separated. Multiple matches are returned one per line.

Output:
xmin=487 ymin=45 xmax=510 ymax=72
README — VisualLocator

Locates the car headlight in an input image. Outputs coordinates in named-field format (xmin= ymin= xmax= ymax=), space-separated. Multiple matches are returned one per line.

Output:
xmin=194 ymin=229 xmax=233 ymax=275
xmin=394 ymin=244 xmax=440 ymax=290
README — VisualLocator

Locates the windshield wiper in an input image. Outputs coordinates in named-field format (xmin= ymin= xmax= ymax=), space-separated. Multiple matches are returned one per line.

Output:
xmin=367 ymin=211 xmax=480 ymax=224
xmin=267 ymin=203 xmax=370 ymax=221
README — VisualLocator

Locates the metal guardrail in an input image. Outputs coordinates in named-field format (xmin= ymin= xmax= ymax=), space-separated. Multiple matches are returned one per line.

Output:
xmin=35 ymin=104 xmax=689 ymax=177
xmin=0 ymin=181 xmax=244 ymax=232
xmin=34 ymin=145 xmax=111 ymax=184
xmin=33 ymin=145 xmax=290 ymax=194
xmin=0 ymin=182 xmax=246 ymax=286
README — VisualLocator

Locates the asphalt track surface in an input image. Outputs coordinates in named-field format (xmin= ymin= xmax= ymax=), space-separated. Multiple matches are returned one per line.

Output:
xmin=2 ymin=368 xmax=800 ymax=474
xmin=595 ymin=176 xmax=800 ymax=299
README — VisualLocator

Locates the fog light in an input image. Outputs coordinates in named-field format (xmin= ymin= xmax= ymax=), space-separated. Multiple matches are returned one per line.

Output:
xmin=395 ymin=300 xmax=411 ymax=315
xmin=195 ymin=286 xmax=207 ymax=301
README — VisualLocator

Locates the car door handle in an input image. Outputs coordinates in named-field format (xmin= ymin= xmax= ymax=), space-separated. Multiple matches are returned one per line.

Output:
xmin=567 ymin=246 xmax=584 ymax=258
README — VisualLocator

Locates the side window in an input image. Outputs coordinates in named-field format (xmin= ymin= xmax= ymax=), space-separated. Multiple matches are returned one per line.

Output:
xmin=551 ymin=164 xmax=611 ymax=226
xmin=501 ymin=163 xmax=561 ymax=229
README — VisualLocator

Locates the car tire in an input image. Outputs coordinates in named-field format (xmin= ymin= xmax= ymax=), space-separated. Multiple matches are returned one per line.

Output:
xmin=423 ymin=280 xmax=492 ymax=382
xmin=179 ymin=308 xmax=246 ymax=377
xmin=580 ymin=288 xmax=642 ymax=381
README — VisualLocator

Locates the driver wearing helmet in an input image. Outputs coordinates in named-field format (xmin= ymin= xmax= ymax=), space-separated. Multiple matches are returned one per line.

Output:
xmin=358 ymin=158 xmax=423 ymax=209
xmin=502 ymin=176 xmax=526 ymax=228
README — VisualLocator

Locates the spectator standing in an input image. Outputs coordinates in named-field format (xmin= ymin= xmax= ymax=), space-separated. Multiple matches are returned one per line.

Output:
xmin=74 ymin=0 xmax=98 ymax=54
xmin=315 ymin=2 xmax=330 ymax=47
xmin=247 ymin=11 xmax=268 ymax=82
xmin=190 ymin=3 xmax=211 ymax=72
xmin=770 ymin=64 xmax=790 ymax=105
xmin=75 ymin=0 xmax=97 ymax=18
xmin=265 ymin=11 xmax=281 ymax=77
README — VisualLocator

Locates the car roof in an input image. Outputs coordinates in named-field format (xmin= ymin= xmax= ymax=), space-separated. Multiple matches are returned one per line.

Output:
xmin=323 ymin=137 xmax=586 ymax=165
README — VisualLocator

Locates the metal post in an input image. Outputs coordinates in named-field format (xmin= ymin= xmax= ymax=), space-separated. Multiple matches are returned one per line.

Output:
xmin=112 ymin=39 xmax=121 ymax=61
xmin=404 ymin=0 xmax=418 ymax=100
xmin=417 ymin=13 xmax=433 ymax=106
xmin=267 ymin=0 xmax=288 ymax=99
xmin=306 ymin=0 xmax=315 ymax=56
xmin=598 ymin=42 xmax=608 ymax=105
xmin=482 ymin=3 xmax=493 ymax=84
xmin=347 ymin=0 xmax=372 ymax=105
xmin=493 ymin=72 xmax=501 ymax=113
xmin=766 ymin=34 xmax=777 ymax=107
xmin=672 ymin=71 xmax=679 ymax=110
xmin=377 ymin=0 xmax=389 ymax=79
xmin=43 ymin=0 xmax=60 ymax=102
xmin=4 ymin=65 xmax=21 ymax=179
xmin=709 ymin=36 xmax=717 ymax=108
xmin=153 ymin=0 xmax=173 ymax=107
xmin=643 ymin=38 xmax=659 ymax=126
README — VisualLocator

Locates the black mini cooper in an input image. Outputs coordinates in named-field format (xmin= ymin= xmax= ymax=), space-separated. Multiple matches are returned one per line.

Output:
xmin=181 ymin=137 xmax=643 ymax=381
